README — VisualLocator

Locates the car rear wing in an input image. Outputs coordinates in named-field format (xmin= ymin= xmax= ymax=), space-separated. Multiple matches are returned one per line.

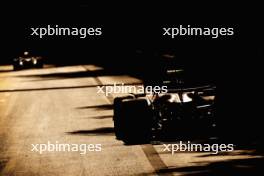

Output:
xmin=167 ymin=85 xmax=216 ymax=93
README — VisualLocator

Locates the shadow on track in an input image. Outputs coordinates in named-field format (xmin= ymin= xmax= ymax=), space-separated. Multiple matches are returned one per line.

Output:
xmin=66 ymin=127 xmax=114 ymax=136
xmin=76 ymin=104 xmax=113 ymax=110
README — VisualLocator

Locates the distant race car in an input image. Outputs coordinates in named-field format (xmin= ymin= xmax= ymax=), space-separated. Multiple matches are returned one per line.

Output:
xmin=113 ymin=54 xmax=216 ymax=144
xmin=13 ymin=51 xmax=44 ymax=70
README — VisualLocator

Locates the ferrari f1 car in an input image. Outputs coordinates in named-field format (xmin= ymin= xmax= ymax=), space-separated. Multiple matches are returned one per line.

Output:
xmin=13 ymin=51 xmax=44 ymax=70
xmin=113 ymin=54 xmax=216 ymax=144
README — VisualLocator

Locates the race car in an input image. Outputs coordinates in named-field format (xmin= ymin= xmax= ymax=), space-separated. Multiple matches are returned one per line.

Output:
xmin=113 ymin=54 xmax=216 ymax=144
xmin=13 ymin=51 xmax=44 ymax=70
xmin=113 ymin=86 xmax=216 ymax=144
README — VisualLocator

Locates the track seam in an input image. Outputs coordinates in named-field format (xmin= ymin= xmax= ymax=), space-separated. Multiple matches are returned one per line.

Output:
xmin=82 ymin=65 xmax=172 ymax=176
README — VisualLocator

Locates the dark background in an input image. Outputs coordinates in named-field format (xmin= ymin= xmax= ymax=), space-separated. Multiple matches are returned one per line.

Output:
xmin=1 ymin=2 xmax=263 ymax=141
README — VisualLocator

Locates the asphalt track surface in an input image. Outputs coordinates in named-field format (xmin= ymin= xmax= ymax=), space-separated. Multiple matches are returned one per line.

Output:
xmin=0 ymin=65 xmax=260 ymax=176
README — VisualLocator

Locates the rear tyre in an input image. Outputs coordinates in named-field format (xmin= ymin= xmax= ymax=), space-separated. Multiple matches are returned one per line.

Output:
xmin=36 ymin=60 xmax=44 ymax=68
xmin=119 ymin=98 xmax=153 ymax=144
xmin=13 ymin=64 xmax=21 ymax=71
xmin=113 ymin=95 xmax=135 ymax=139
